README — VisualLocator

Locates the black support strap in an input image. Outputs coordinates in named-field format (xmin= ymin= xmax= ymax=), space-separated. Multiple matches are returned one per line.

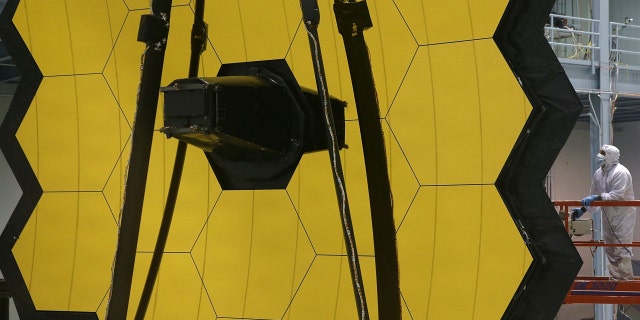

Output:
xmin=105 ymin=1 xmax=173 ymax=319
xmin=134 ymin=1 xmax=207 ymax=318
xmin=333 ymin=1 xmax=401 ymax=319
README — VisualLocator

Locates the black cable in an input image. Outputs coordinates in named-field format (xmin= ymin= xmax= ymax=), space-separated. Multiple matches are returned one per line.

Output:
xmin=105 ymin=2 xmax=173 ymax=319
xmin=310 ymin=26 xmax=369 ymax=320
xmin=300 ymin=1 xmax=369 ymax=319
xmin=134 ymin=141 xmax=186 ymax=320
xmin=134 ymin=1 xmax=207 ymax=319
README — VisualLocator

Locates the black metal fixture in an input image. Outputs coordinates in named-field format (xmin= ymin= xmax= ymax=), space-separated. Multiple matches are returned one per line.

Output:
xmin=160 ymin=59 xmax=346 ymax=190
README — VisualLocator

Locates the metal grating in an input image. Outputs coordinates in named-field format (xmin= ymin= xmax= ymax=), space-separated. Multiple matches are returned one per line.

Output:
xmin=578 ymin=93 xmax=640 ymax=123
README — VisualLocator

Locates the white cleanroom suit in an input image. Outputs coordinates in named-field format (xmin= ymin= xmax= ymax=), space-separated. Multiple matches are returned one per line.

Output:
xmin=583 ymin=145 xmax=636 ymax=280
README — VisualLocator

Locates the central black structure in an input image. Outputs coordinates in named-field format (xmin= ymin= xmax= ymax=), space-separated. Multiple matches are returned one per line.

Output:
xmin=161 ymin=59 xmax=346 ymax=190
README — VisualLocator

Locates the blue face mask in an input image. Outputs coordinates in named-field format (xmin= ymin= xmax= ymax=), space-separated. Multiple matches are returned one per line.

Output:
xmin=596 ymin=153 xmax=606 ymax=166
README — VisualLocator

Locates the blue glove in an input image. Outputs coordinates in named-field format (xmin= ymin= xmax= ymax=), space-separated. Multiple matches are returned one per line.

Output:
xmin=581 ymin=195 xmax=600 ymax=206
xmin=571 ymin=208 xmax=586 ymax=220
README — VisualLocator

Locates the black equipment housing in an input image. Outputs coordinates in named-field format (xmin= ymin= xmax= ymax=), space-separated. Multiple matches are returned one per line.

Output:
xmin=161 ymin=59 xmax=346 ymax=190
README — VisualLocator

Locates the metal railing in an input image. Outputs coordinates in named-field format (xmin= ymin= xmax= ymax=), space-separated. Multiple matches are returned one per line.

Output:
xmin=554 ymin=200 xmax=640 ymax=305
xmin=554 ymin=200 xmax=640 ymax=247
xmin=546 ymin=14 xmax=640 ymax=66
xmin=610 ymin=21 xmax=640 ymax=64
xmin=546 ymin=13 xmax=599 ymax=61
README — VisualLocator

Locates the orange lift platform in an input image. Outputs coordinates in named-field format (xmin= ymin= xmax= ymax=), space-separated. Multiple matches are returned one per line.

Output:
xmin=554 ymin=200 xmax=640 ymax=304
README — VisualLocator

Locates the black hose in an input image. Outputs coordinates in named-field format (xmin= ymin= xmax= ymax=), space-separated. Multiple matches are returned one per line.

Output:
xmin=300 ymin=1 xmax=369 ymax=319
xmin=134 ymin=141 xmax=186 ymax=320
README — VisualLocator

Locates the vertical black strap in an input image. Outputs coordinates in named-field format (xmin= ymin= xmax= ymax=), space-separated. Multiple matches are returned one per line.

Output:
xmin=301 ymin=1 xmax=370 ymax=319
xmin=134 ymin=1 xmax=207 ymax=318
xmin=189 ymin=0 xmax=207 ymax=78
xmin=333 ymin=1 xmax=401 ymax=319
xmin=105 ymin=2 xmax=173 ymax=320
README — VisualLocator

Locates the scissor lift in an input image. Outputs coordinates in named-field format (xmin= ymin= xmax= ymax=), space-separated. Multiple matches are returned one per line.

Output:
xmin=554 ymin=200 xmax=640 ymax=304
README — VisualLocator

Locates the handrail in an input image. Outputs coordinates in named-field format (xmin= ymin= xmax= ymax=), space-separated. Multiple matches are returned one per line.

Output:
xmin=553 ymin=200 xmax=640 ymax=207
xmin=545 ymin=13 xmax=640 ymax=65
xmin=610 ymin=22 xmax=640 ymax=63
xmin=545 ymin=14 xmax=599 ymax=61
xmin=555 ymin=200 xmax=640 ymax=304
xmin=553 ymin=200 xmax=640 ymax=247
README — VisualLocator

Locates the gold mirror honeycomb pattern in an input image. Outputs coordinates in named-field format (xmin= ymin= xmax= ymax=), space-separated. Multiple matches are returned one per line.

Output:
xmin=3 ymin=0 xmax=536 ymax=318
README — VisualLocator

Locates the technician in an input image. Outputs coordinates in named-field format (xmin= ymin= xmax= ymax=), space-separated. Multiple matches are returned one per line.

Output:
xmin=572 ymin=144 xmax=636 ymax=280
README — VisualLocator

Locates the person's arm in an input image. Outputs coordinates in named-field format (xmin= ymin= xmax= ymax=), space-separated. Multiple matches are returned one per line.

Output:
xmin=582 ymin=171 xmax=601 ymax=207
xmin=573 ymin=172 xmax=600 ymax=219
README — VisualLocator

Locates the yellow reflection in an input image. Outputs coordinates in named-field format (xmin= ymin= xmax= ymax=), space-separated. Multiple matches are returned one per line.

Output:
xmin=431 ymin=42 xmax=483 ymax=184
xmin=283 ymin=256 xmax=380 ymax=319
xmin=394 ymin=0 xmax=473 ymax=45
xmin=127 ymin=253 xmax=215 ymax=319
xmin=13 ymin=192 xmax=116 ymax=311
xmin=474 ymin=39 xmax=529 ymax=182
xmin=193 ymin=190 xmax=314 ymax=318
xmin=474 ymin=186 xmax=529 ymax=319
xmin=10 ymin=0 xmax=532 ymax=319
